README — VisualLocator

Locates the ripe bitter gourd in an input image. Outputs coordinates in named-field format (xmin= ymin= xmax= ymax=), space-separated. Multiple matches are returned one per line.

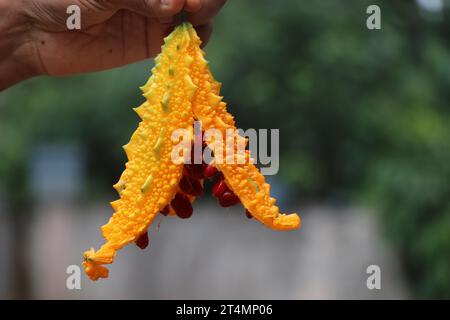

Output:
xmin=83 ymin=23 xmax=301 ymax=281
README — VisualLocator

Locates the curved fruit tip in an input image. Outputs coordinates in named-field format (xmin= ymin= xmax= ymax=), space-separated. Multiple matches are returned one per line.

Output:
xmin=82 ymin=249 xmax=109 ymax=281
xmin=271 ymin=213 xmax=302 ymax=231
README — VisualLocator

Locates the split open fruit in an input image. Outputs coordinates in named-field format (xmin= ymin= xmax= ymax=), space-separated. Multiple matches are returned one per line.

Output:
xmin=83 ymin=23 xmax=301 ymax=281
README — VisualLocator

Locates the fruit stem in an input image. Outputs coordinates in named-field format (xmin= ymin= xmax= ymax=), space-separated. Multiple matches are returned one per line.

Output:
xmin=180 ymin=11 xmax=188 ymax=23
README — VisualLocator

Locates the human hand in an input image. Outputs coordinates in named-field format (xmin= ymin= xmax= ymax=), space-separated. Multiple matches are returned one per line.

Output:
xmin=0 ymin=0 xmax=227 ymax=90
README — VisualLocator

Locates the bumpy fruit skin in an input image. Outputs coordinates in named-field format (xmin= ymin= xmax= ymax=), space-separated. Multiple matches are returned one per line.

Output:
xmin=83 ymin=23 xmax=300 ymax=281
xmin=185 ymin=26 xmax=300 ymax=231
xmin=83 ymin=24 xmax=197 ymax=280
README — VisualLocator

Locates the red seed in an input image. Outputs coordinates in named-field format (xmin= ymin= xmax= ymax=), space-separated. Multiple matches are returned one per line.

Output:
xmin=212 ymin=179 xmax=229 ymax=198
xmin=203 ymin=164 xmax=218 ymax=179
xmin=135 ymin=232 xmax=149 ymax=249
xmin=179 ymin=175 xmax=203 ymax=196
xmin=216 ymin=172 xmax=224 ymax=180
xmin=171 ymin=193 xmax=193 ymax=219
xmin=160 ymin=205 xmax=170 ymax=216
xmin=219 ymin=190 xmax=240 ymax=207
xmin=245 ymin=209 xmax=253 ymax=219
xmin=179 ymin=176 xmax=192 ymax=195
xmin=193 ymin=179 xmax=204 ymax=195
xmin=184 ymin=163 xmax=204 ymax=179
xmin=183 ymin=164 xmax=192 ymax=176
xmin=193 ymin=164 xmax=205 ymax=179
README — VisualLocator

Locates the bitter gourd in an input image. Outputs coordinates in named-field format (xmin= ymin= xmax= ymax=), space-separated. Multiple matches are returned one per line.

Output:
xmin=83 ymin=23 xmax=301 ymax=281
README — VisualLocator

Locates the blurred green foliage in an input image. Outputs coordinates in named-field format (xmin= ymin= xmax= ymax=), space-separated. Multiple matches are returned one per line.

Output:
xmin=0 ymin=0 xmax=449 ymax=298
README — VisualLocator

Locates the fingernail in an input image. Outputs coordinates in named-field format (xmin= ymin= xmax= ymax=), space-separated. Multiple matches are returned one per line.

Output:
xmin=160 ymin=0 xmax=171 ymax=5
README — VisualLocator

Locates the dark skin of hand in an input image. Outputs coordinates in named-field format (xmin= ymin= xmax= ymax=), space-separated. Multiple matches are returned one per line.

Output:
xmin=0 ymin=0 xmax=227 ymax=90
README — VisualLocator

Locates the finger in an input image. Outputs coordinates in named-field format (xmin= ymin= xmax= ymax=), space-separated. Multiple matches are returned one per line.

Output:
xmin=184 ymin=0 xmax=202 ymax=13
xmin=195 ymin=21 xmax=213 ymax=48
xmin=107 ymin=0 xmax=185 ymax=18
xmin=158 ymin=12 xmax=184 ymax=25
xmin=185 ymin=0 xmax=227 ymax=26
xmin=158 ymin=15 xmax=175 ymax=24
xmin=24 ymin=0 xmax=115 ymax=31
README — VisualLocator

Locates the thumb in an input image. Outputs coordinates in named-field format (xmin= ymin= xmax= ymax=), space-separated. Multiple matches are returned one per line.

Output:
xmin=107 ymin=0 xmax=186 ymax=18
